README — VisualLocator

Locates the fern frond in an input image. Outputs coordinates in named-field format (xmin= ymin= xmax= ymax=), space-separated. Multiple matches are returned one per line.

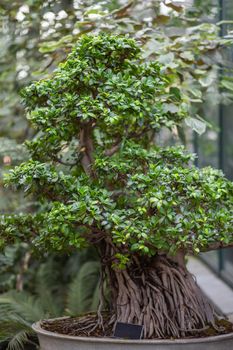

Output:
xmin=0 ymin=314 xmax=35 ymax=350
xmin=7 ymin=331 xmax=31 ymax=350
xmin=35 ymin=259 xmax=64 ymax=316
xmin=65 ymin=248 xmax=98 ymax=280
xmin=0 ymin=246 xmax=17 ymax=267
xmin=67 ymin=261 xmax=100 ymax=315
xmin=0 ymin=291 xmax=46 ymax=322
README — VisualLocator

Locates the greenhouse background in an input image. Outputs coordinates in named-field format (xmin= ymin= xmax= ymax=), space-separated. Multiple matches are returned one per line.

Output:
xmin=198 ymin=0 xmax=233 ymax=287
xmin=0 ymin=0 xmax=233 ymax=348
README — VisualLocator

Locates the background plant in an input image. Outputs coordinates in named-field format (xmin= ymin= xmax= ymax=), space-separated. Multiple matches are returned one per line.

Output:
xmin=0 ymin=248 xmax=100 ymax=350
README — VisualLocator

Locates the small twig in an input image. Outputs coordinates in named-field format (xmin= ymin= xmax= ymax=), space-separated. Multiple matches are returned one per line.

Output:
xmin=104 ymin=141 xmax=121 ymax=156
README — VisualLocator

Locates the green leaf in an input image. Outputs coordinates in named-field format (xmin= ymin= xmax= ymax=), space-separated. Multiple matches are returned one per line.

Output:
xmin=170 ymin=87 xmax=181 ymax=101
xmin=158 ymin=52 xmax=174 ymax=65
xmin=199 ymin=75 xmax=215 ymax=87
xmin=180 ymin=51 xmax=194 ymax=61
xmin=163 ymin=103 xmax=179 ymax=113
xmin=221 ymin=80 xmax=233 ymax=92
xmin=185 ymin=117 xmax=206 ymax=135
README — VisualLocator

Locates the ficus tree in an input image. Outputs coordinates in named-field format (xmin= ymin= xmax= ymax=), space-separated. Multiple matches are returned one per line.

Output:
xmin=1 ymin=34 xmax=233 ymax=339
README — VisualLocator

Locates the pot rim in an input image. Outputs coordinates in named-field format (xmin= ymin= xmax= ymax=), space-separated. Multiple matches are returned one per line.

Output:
xmin=32 ymin=318 xmax=233 ymax=345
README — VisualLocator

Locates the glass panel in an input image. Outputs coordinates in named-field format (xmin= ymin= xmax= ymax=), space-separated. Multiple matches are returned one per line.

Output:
xmin=222 ymin=0 xmax=233 ymax=24
xmin=222 ymin=105 xmax=233 ymax=180
xmin=199 ymin=0 xmax=233 ymax=280
xmin=196 ymin=101 xmax=219 ymax=169
xmin=221 ymin=248 xmax=233 ymax=288
xmin=223 ymin=249 xmax=233 ymax=275
xmin=220 ymin=104 xmax=233 ymax=283
xmin=200 ymin=251 xmax=219 ymax=271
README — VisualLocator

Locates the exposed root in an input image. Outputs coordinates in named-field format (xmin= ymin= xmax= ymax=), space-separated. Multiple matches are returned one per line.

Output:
xmin=106 ymin=255 xmax=220 ymax=339
xmin=41 ymin=313 xmax=233 ymax=339
xmin=41 ymin=313 xmax=113 ymax=337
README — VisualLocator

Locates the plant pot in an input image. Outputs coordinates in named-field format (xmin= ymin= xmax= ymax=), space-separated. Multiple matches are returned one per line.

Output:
xmin=32 ymin=319 xmax=233 ymax=350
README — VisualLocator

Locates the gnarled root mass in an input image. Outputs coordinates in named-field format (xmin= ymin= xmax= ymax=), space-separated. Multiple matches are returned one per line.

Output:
xmin=107 ymin=255 xmax=219 ymax=339
xmin=42 ymin=255 xmax=224 ymax=339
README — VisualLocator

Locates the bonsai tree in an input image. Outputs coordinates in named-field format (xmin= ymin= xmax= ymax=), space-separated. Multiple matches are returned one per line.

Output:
xmin=1 ymin=34 xmax=233 ymax=339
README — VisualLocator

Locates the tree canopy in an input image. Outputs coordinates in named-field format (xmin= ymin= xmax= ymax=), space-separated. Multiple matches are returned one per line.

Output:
xmin=1 ymin=0 xmax=232 ymax=215
xmin=0 ymin=35 xmax=232 ymax=267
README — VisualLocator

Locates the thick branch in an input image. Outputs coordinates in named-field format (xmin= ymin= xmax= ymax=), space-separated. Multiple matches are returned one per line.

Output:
xmin=79 ymin=123 xmax=94 ymax=176
xmin=170 ymin=249 xmax=186 ymax=268
xmin=104 ymin=139 xmax=121 ymax=157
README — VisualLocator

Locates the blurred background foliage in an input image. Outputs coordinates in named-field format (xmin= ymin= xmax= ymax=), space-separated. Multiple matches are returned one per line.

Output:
xmin=0 ymin=247 xmax=100 ymax=350
xmin=0 ymin=0 xmax=232 ymax=349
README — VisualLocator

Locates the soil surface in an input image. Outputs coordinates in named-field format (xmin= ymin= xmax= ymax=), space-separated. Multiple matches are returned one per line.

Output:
xmin=41 ymin=313 xmax=233 ymax=339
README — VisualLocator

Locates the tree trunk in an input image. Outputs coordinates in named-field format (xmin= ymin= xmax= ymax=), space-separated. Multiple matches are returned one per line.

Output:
xmin=104 ymin=254 xmax=219 ymax=339
xmin=79 ymin=123 xmax=95 ymax=176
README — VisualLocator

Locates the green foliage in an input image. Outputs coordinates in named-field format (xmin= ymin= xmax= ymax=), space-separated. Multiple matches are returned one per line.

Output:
xmin=0 ymin=291 xmax=48 ymax=350
xmin=0 ymin=138 xmax=30 ymax=214
xmin=67 ymin=261 xmax=100 ymax=315
xmin=0 ymin=246 xmax=23 ymax=293
xmin=35 ymin=0 xmax=233 ymax=127
xmin=1 ymin=0 xmax=232 ymax=145
xmin=0 ymin=0 xmax=232 ymax=226
xmin=0 ymin=253 xmax=100 ymax=350
xmin=1 ymin=34 xmax=233 ymax=268
xmin=19 ymin=34 xmax=186 ymax=162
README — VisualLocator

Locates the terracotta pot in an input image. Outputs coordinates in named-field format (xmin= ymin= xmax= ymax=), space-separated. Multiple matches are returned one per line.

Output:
xmin=32 ymin=320 xmax=233 ymax=350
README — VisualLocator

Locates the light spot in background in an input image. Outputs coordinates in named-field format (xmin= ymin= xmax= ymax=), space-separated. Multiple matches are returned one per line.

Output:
xmin=160 ymin=2 xmax=171 ymax=15
xmin=43 ymin=11 xmax=55 ymax=21
xmin=17 ymin=70 xmax=28 ymax=80
xmin=41 ymin=21 xmax=50 ymax=29
xmin=57 ymin=10 xmax=68 ymax=20
xmin=20 ymin=5 xmax=29 ymax=13
xmin=16 ymin=5 xmax=29 ymax=22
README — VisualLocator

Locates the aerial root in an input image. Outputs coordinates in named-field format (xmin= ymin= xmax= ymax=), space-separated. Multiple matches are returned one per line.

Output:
xmin=107 ymin=256 xmax=219 ymax=338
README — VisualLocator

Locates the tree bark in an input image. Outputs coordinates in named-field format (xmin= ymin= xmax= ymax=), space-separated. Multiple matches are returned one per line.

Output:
xmin=79 ymin=123 xmax=95 ymax=176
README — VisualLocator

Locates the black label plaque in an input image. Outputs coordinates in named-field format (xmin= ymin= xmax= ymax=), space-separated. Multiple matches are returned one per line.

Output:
xmin=113 ymin=322 xmax=143 ymax=339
